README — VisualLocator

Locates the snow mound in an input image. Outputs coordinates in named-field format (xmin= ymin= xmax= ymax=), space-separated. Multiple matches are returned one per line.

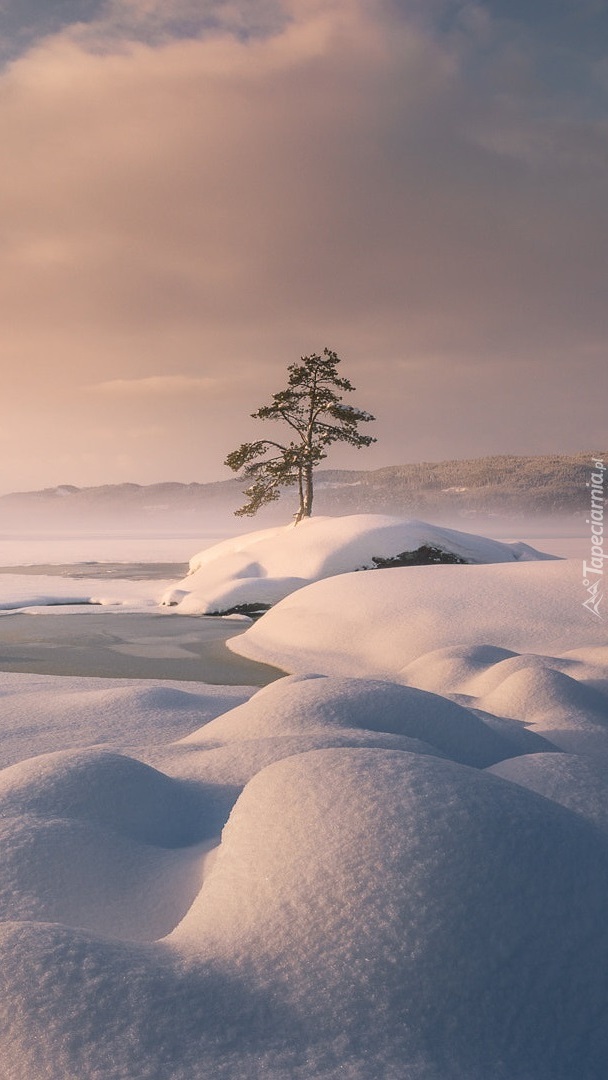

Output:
xmin=478 ymin=662 xmax=608 ymax=729
xmin=153 ymin=730 xmax=448 ymax=788
xmin=161 ymin=514 xmax=553 ymax=614
xmin=488 ymin=752 xmax=608 ymax=834
xmin=402 ymin=643 xmax=517 ymax=694
xmin=165 ymin=748 xmax=608 ymax=1077
xmin=0 ymin=813 xmax=208 ymax=941
xmin=0 ymin=749 xmax=211 ymax=847
xmin=229 ymin=560 xmax=603 ymax=677
xmin=3 ymin=749 xmax=608 ymax=1078
xmin=181 ymin=673 xmax=537 ymax=767
xmin=0 ymin=672 xmax=252 ymax=769
xmin=459 ymin=653 xmax=558 ymax=696
xmin=560 ymin=645 xmax=608 ymax=689
xmin=1 ymin=543 xmax=607 ymax=1078
xmin=468 ymin=658 xmax=608 ymax=758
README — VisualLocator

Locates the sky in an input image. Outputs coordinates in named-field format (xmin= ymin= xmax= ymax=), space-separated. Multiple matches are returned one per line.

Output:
xmin=0 ymin=0 xmax=606 ymax=493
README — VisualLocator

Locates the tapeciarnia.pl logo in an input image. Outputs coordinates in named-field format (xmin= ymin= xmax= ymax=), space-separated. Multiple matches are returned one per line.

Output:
xmin=582 ymin=457 xmax=605 ymax=619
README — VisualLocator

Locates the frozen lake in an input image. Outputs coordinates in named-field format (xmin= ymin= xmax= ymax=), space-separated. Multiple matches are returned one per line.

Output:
xmin=0 ymin=529 xmax=587 ymax=683
xmin=0 ymin=533 xmax=283 ymax=682
xmin=0 ymin=610 xmax=284 ymax=684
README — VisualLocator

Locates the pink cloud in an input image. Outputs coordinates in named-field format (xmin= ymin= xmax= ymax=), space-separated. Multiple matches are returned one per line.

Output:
xmin=0 ymin=0 xmax=605 ymax=489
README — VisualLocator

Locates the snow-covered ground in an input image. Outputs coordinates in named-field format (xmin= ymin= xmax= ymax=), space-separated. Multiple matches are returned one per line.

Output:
xmin=0 ymin=517 xmax=606 ymax=1078
xmin=229 ymin=559 xmax=605 ymax=676
xmin=161 ymin=514 xmax=555 ymax=614
xmin=0 ymin=573 xmax=170 ymax=612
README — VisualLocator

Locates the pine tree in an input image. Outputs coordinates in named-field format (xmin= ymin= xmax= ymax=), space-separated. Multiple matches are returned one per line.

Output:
xmin=225 ymin=349 xmax=376 ymax=523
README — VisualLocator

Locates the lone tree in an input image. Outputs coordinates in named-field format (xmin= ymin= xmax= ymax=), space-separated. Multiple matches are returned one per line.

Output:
xmin=225 ymin=349 xmax=376 ymax=523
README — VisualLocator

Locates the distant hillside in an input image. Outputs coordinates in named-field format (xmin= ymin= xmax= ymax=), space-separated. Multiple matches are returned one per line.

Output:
xmin=313 ymin=453 xmax=605 ymax=520
xmin=1 ymin=453 xmax=602 ymax=532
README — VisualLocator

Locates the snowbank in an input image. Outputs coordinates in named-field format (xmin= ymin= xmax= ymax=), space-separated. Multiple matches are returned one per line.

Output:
xmin=488 ymin=752 xmax=608 ymax=834
xmin=229 ymin=558 xmax=603 ymax=676
xmin=0 ymin=655 xmax=606 ymax=1076
xmin=182 ymin=672 xmax=548 ymax=767
xmin=3 ymin=744 xmax=608 ymax=1078
xmin=161 ymin=514 xmax=553 ymax=614
xmin=2 ymin=535 xmax=608 ymax=1078
xmin=0 ymin=573 xmax=170 ymax=611
xmin=0 ymin=672 xmax=252 ymax=769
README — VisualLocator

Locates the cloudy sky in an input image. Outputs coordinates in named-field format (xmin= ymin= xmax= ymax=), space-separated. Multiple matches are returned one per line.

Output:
xmin=0 ymin=0 xmax=606 ymax=492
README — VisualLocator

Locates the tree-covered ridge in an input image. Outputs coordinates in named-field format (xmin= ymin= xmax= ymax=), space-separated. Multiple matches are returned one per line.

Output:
xmin=315 ymin=452 xmax=604 ymax=517
xmin=0 ymin=453 xmax=602 ymax=525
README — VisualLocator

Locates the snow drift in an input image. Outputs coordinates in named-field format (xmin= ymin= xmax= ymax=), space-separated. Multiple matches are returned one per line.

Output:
xmin=1 ymin=526 xmax=608 ymax=1079
xmin=229 ymin=558 xmax=603 ymax=676
xmin=3 ymin=744 xmax=608 ymax=1078
xmin=0 ymin=656 xmax=607 ymax=1076
xmin=161 ymin=514 xmax=552 ymax=614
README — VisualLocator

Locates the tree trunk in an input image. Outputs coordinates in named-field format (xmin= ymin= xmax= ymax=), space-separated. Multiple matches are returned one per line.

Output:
xmin=294 ymin=465 xmax=313 ymax=523
xmin=295 ymin=466 xmax=305 ymax=522
xmin=303 ymin=465 xmax=313 ymax=517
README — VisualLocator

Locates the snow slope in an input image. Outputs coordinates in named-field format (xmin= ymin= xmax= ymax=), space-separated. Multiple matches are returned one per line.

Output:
xmin=1 ymin=522 xmax=608 ymax=1078
xmin=229 ymin=558 xmax=603 ymax=675
xmin=161 ymin=514 xmax=553 ymax=614
xmin=0 ymin=673 xmax=252 ymax=769
xmin=1 ymin=667 xmax=608 ymax=1078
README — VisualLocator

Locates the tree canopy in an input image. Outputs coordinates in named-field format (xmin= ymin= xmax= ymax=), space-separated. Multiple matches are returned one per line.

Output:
xmin=225 ymin=349 xmax=376 ymax=522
